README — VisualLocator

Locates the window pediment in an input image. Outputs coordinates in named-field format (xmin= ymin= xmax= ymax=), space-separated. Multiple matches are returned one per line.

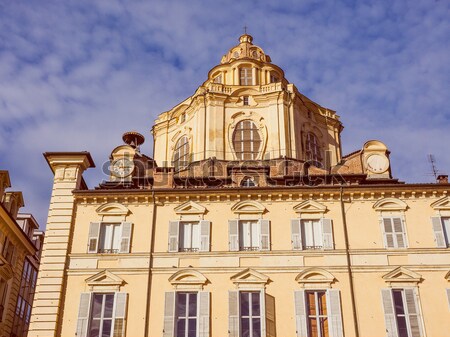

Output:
xmin=174 ymin=201 xmax=207 ymax=215
xmin=293 ymin=200 xmax=327 ymax=214
xmin=231 ymin=200 xmax=266 ymax=215
xmin=169 ymin=269 xmax=208 ymax=290
xmin=295 ymin=268 xmax=335 ymax=288
xmin=96 ymin=203 xmax=130 ymax=216
xmin=373 ymin=198 xmax=408 ymax=211
xmin=382 ymin=267 xmax=422 ymax=285
xmin=85 ymin=270 xmax=125 ymax=291
xmin=431 ymin=196 xmax=450 ymax=210
xmin=230 ymin=268 xmax=269 ymax=288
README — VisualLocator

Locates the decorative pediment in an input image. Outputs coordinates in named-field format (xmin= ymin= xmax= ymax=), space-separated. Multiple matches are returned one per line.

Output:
xmin=382 ymin=267 xmax=422 ymax=285
xmin=174 ymin=201 xmax=207 ymax=215
xmin=295 ymin=268 xmax=335 ymax=287
xmin=444 ymin=270 xmax=450 ymax=281
xmin=230 ymin=268 xmax=269 ymax=288
xmin=231 ymin=200 xmax=266 ymax=215
xmin=85 ymin=270 xmax=125 ymax=291
xmin=431 ymin=197 xmax=450 ymax=210
xmin=0 ymin=263 xmax=14 ymax=281
xmin=168 ymin=269 xmax=208 ymax=289
xmin=373 ymin=198 xmax=408 ymax=211
xmin=293 ymin=200 xmax=327 ymax=214
xmin=96 ymin=203 xmax=130 ymax=216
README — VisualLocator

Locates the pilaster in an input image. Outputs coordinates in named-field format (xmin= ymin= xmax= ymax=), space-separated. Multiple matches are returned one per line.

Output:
xmin=28 ymin=152 xmax=94 ymax=337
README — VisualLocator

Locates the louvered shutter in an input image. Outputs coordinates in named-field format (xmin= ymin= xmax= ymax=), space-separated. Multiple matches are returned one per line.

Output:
xmin=381 ymin=289 xmax=398 ymax=337
xmin=119 ymin=222 xmax=132 ymax=253
xmin=260 ymin=291 xmax=266 ymax=337
xmin=322 ymin=218 xmax=334 ymax=250
xmin=198 ymin=291 xmax=210 ymax=337
xmin=381 ymin=218 xmax=395 ymax=248
xmin=76 ymin=293 xmax=91 ymax=337
xmin=228 ymin=291 xmax=239 ymax=337
xmin=88 ymin=222 xmax=101 ymax=253
xmin=327 ymin=289 xmax=343 ymax=337
xmin=393 ymin=217 xmax=407 ymax=248
xmin=163 ymin=291 xmax=175 ymax=337
xmin=199 ymin=220 xmax=211 ymax=252
xmin=259 ymin=219 xmax=270 ymax=251
xmin=228 ymin=220 xmax=239 ymax=251
xmin=113 ymin=292 xmax=128 ymax=337
xmin=291 ymin=219 xmax=302 ymax=250
xmin=404 ymin=288 xmax=423 ymax=337
xmin=294 ymin=290 xmax=307 ymax=337
xmin=431 ymin=216 xmax=446 ymax=247
xmin=168 ymin=221 xmax=180 ymax=252
xmin=265 ymin=293 xmax=276 ymax=337
xmin=446 ymin=289 xmax=450 ymax=311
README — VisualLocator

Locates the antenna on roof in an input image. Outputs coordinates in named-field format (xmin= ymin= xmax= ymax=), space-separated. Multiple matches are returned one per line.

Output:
xmin=428 ymin=154 xmax=439 ymax=181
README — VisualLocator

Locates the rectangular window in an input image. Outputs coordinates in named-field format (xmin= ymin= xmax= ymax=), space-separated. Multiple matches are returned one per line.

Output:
xmin=269 ymin=72 xmax=279 ymax=83
xmin=240 ymin=67 xmax=252 ymax=85
xmin=443 ymin=217 xmax=450 ymax=244
xmin=239 ymin=220 xmax=259 ymax=251
xmin=301 ymin=220 xmax=323 ymax=249
xmin=240 ymin=292 xmax=262 ymax=337
xmin=306 ymin=291 xmax=329 ymax=337
xmin=179 ymin=222 xmax=200 ymax=252
xmin=89 ymin=293 xmax=115 ymax=337
xmin=243 ymin=96 xmax=249 ymax=106
xmin=382 ymin=217 xmax=407 ymax=248
xmin=2 ymin=237 xmax=15 ymax=264
xmin=99 ymin=224 xmax=122 ymax=254
xmin=213 ymin=75 xmax=222 ymax=84
xmin=88 ymin=222 xmax=132 ymax=254
xmin=176 ymin=292 xmax=197 ymax=337
xmin=382 ymin=288 xmax=423 ymax=337
xmin=168 ymin=220 xmax=210 ymax=253
xmin=0 ymin=278 xmax=8 ymax=322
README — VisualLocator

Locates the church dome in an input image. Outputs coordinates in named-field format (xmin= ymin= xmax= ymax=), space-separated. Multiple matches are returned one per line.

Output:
xmin=221 ymin=33 xmax=272 ymax=64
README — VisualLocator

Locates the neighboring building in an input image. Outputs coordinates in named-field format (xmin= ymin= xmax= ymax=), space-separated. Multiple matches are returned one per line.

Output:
xmin=28 ymin=34 xmax=449 ymax=337
xmin=0 ymin=171 xmax=43 ymax=337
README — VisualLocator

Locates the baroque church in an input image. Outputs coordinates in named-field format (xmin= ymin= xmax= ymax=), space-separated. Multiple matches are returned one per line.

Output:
xmin=28 ymin=34 xmax=449 ymax=337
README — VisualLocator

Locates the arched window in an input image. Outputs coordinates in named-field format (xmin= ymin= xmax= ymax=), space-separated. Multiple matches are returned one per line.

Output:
xmin=305 ymin=133 xmax=322 ymax=164
xmin=173 ymin=136 xmax=190 ymax=170
xmin=233 ymin=120 xmax=262 ymax=160
xmin=241 ymin=178 xmax=256 ymax=187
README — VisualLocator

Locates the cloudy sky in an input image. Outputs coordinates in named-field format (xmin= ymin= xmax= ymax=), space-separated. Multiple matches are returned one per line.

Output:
xmin=1 ymin=0 xmax=449 ymax=227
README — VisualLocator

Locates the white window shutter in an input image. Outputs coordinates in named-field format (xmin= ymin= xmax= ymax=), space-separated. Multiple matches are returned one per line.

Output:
xmin=294 ymin=290 xmax=307 ymax=337
xmin=381 ymin=289 xmax=398 ymax=337
xmin=228 ymin=220 xmax=239 ymax=251
xmin=198 ymin=291 xmax=210 ymax=337
xmin=322 ymin=218 xmax=334 ymax=250
xmin=446 ymin=289 xmax=450 ymax=311
xmin=199 ymin=220 xmax=211 ymax=252
xmin=265 ymin=293 xmax=276 ymax=337
xmin=381 ymin=218 xmax=395 ymax=248
xmin=88 ymin=222 xmax=101 ymax=253
xmin=168 ymin=221 xmax=180 ymax=252
xmin=113 ymin=292 xmax=128 ymax=337
xmin=228 ymin=290 xmax=239 ymax=337
xmin=327 ymin=289 xmax=343 ymax=337
xmin=431 ymin=216 xmax=446 ymax=247
xmin=119 ymin=222 xmax=132 ymax=253
xmin=394 ymin=217 xmax=407 ymax=248
xmin=76 ymin=293 xmax=91 ymax=337
xmin=163 ymin=291 xmax=175 ymax=337
xmin=260 ymin=291 xmax=266 ymax=337
xmin=404 ymin=288 xmax=423 ymax=337
xmin=291 ymin=219 xmax=303 ymax=250
xmin=259 ymin=219 xmax=270 ymax=251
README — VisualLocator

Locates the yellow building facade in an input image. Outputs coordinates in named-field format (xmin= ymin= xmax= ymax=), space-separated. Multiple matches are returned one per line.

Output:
xmin=29 ymin=35 xmax=449 ymax=337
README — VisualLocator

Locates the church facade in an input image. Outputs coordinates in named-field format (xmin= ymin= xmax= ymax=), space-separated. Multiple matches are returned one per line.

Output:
xmin=29 ymin=34 xmax=450 ymax=337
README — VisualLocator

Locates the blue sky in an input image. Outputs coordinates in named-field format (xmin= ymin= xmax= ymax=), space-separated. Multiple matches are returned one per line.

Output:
xmin=1 ymin=0 xmax=449 ymax=227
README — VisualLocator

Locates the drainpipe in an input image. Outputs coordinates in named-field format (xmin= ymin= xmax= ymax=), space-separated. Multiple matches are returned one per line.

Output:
xmin=340 ymin=186 xmax=360 ymax=337
xmin=144 ymin=189 xmax=158 ymax=337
